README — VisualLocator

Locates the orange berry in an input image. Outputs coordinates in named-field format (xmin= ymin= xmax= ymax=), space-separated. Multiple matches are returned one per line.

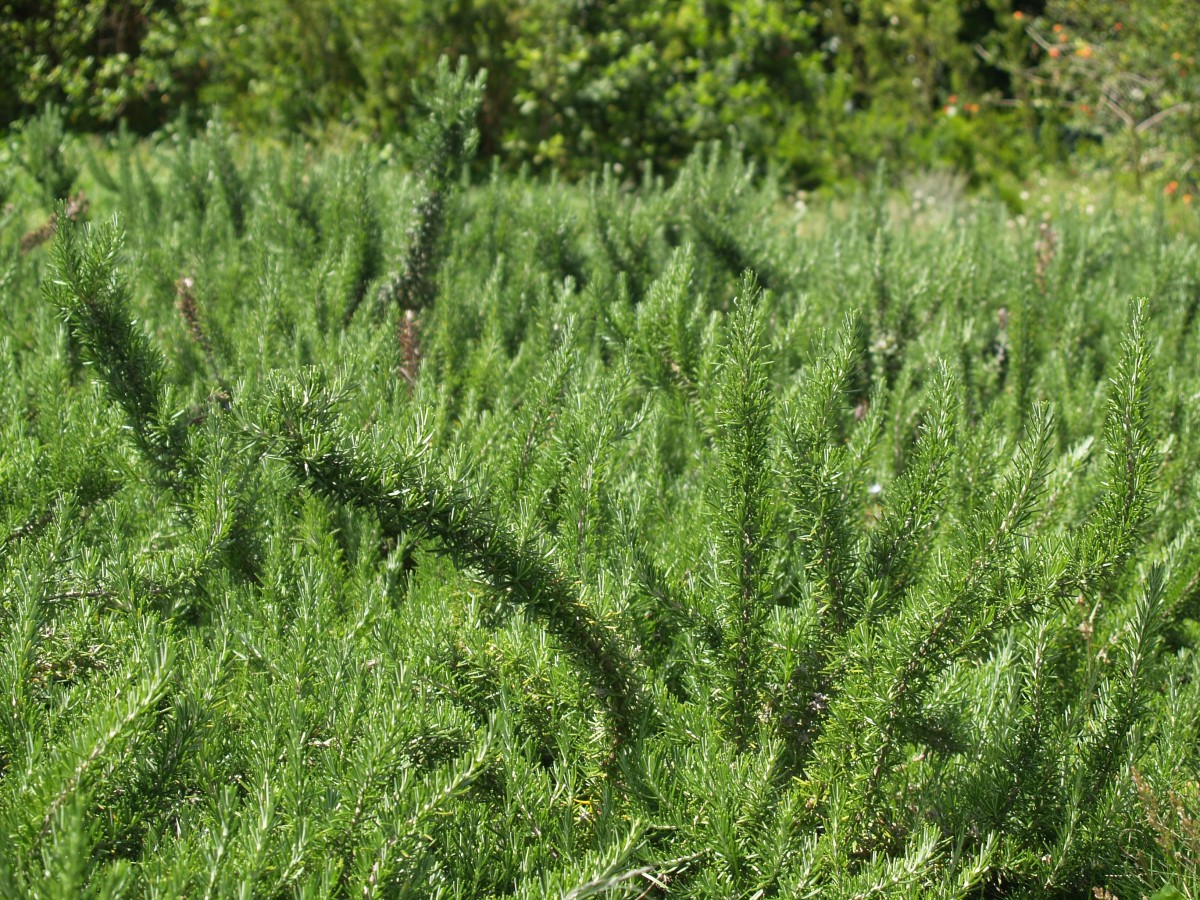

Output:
xmin=1166 ymin=181 xmax=1180 ymax=195
xmin=1048 ymin=47 xmax=1061 ymax=58
xmin=1013 ymin=10 xmax=1025 ymax=20
xmin=1052 ymin=23 xmax=1063 ymax=33
xmin=1076 ymin=45 xmax=1093 ymax=58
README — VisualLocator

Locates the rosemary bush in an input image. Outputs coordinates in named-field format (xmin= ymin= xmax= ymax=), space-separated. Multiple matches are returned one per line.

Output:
xmin=1 ymin=77 xmax=1199 ymax=899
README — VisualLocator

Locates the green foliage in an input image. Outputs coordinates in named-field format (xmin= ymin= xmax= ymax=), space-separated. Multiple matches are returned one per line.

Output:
xmin=710 ymin=279 xmax=777 ymax=748
xmin=2 ymin=106 xmax=1200 ymax=897
xmin=248 ymin=370 xmax=647 ymax=749
xmin=376 ymin=58 xmax=485 ymax=332
xmin=44 ymin=214 xmax=186 ymax=485
xmin=1019 ymin=0 xmax=1200 ymax=189
xmin=7 ymin=1 xmax=1197 ymax=186
xmin=16 ymin=104 xmax=79 ymax=204
xmin=0 ymin=0 xmax=190 ymax=131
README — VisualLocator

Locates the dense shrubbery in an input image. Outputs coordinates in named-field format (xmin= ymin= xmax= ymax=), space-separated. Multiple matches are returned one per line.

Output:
xmin=0 ymin=1 xmax=191 ymax=132
xmin=1 ymin=66 xmax=1199 ymax=897
xmin=1018 ymin=0 xmax=1200 ymax=189
xmin=3 ymin=0 xmax=1195 ymax=185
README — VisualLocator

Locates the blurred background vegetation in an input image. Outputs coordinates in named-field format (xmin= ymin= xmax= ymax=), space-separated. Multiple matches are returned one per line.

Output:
xmin=1 ymin=0 xmax=1197 ymax=195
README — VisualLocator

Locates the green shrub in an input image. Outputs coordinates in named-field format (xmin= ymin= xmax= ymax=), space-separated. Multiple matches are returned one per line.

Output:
xmin=16 ymin=104 xmax=79 ymax=204
xmin=5 ymin=1 xmax=1198 ymax=189
xmin=0 ymin=0 xmax=1084 ymax=184
xmin=1018 ymin=0 xmax=1200 ymax=191
xmin=0 ymin=0 xmax=196 ymax=131
xmin=1 ymin=95 xmax=1199 ymax=896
